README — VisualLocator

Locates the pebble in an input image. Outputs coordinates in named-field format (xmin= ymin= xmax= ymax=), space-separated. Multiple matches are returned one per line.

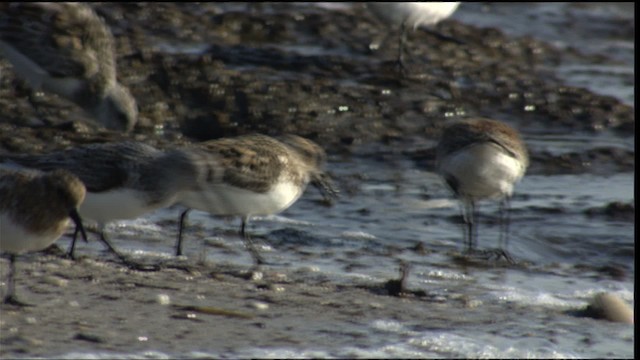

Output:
xmin=42 ymin=263 xmax=60 ymax=271
xmin=250 ymin=301 xmax=269 ymax=311
xmin=56 ymin=259 xmax=74 ymax=268
xmin=80 ymin=258 xmax=101 ymax=267
xmin=157 ymin=293 xmax=171 ymax=306
xmin=589 ymin=292 xmax=633 ymax=324
xmin=464 ymin=299 xmax=483 ymax=309
xmin=250 ymin=271 xmax=264 ymax=282
xmin=42 ymin=275 xmax=68 ymax=287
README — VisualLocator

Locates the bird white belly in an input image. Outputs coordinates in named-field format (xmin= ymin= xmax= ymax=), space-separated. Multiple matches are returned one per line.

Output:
xmin=179 ymin=181 xmax=303 ymax=217
xmin=0 ymin=213 xmax=68 ymax=254
xmin=440 ymin=143 xmax=525 ymax=200
xmin=80 ymin=188 xmax=176 ymax=224
xmin=409 ymin=2 xmax=460 ymax=27
xmin=369 ymin=2 xmax=460 ymax=28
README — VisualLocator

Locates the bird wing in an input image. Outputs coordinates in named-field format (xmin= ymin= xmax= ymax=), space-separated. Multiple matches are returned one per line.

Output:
xmin=0 ymin=3 xmax=115 ymax=83
xmin=189 ymin=135 xmax=288 ymax=194
xmin=0 ymin=142 xmax=159 ymax=193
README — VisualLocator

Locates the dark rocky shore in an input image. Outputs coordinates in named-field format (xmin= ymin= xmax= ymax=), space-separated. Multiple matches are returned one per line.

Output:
xmin=0 ymin=3 xmax=634 ymax=174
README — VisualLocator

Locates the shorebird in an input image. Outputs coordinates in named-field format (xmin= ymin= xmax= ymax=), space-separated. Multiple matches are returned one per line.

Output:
xmin=1 ymin=141 xmax=198 ymax=261
xmin=0 ymin=166 xmax=87 ymax=305
xmin=175 ymin=134 xmax=338 ymax=265
xmin=0 ymin=2 xmax=138 ymax=131
xmin=436 ymin=118 xmax=528 ymax=259
xmin=366 ymin=2 xmax=461 ymax=69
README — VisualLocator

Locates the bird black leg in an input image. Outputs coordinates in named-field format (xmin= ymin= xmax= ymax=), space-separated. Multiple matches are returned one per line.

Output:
xmin=175 ymin=209 xmax=191 ymax=256
xmin=2 ymin=255 xmax=31 ymax=307
xmin=240 ymin=217 xmax=265 ymax=266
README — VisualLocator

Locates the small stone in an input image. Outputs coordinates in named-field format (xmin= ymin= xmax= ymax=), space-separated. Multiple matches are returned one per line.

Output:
xmin=42 ymin=275 xmax=68 ymax=287
xmin=251 ymin=301 xmax=269 ymax=310
xmin=157 ymin=294 xmax=171 ymax=305
xmin=74 ymin=333 xmax=104 ymax=343
xmin=465 ymin=299 xmax=483 ymax=309
xmin=56 ymin=259 xmax=74 ymax=268
xmin=589 ymin=292 xmax=633 ymax=324
xmin=250 ymin=271 xmax=264 ymax=281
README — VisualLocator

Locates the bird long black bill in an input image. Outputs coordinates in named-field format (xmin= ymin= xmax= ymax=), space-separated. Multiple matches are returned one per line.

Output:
xmin=175 ymin=209 xmax=191 ymax=256
xmin=240 ymin=218 xmax=265 ymax=266
xmin=68 ymin=209 xmax=88 ymax=244
xmin=311 ymin=173 xmax=339 ymax=203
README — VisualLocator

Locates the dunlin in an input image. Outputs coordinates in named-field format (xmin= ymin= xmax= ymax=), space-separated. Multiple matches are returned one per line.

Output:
xmin=2 ymin=141 xmax=198 ymax=261
xmin=366 ymin=2 xmax=460 ymax=69
xmin=0 ymin=2 xmax=137 ymax=131
xmin=0 ymin=167 xmax=87 ymax=305
xmin=436 ymin=118 xmax=528 ymax=259
xmin=175 ymin=134 xmax=338 ymax=265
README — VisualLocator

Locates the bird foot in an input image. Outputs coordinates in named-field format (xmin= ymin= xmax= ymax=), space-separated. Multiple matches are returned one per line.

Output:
xmin=2 ymin=295 xmax=33 ymax=307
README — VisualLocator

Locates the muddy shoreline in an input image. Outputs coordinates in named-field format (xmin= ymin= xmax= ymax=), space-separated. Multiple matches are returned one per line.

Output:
xmin=0 ymin=251 xmax=517 ymax=357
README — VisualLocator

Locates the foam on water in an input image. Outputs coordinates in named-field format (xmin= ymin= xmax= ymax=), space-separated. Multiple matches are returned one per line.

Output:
xmin=54 ymin=351 xmax=174 ymax=360
xmin=406 ymin=331 xmax=578 ymax=359
xmin=255 ymin=214 xmax=314 ymax=226
xmin=340 ymin=230 xmax=377 ymax=240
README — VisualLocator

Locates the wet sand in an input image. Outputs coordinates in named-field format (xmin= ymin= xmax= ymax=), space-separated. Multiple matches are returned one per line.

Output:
xmin=1 ymin=249 xmax=517 ymax=357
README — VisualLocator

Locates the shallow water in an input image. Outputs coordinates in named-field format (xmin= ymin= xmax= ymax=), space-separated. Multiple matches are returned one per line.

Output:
xmin=43 ymin=2 xmax=633 ymax=359
xmin=455 ymin=2 xmax=635 ymax=106
xmin=63 ymin=148 xmax=634 ymax=359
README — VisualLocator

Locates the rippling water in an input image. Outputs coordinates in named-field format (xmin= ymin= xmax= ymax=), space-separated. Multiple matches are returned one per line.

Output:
xmin=55 ymin=2 xmax=634 ymax=359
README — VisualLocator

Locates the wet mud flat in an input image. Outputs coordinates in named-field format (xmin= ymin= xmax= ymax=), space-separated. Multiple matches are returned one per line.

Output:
xmin=0 ymin=251 xmax=576 ymax=358
xmin=0 ymin=2 xmax=635 ymax=358
xmin=0 ymin=237 xmax=631 ymax=357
